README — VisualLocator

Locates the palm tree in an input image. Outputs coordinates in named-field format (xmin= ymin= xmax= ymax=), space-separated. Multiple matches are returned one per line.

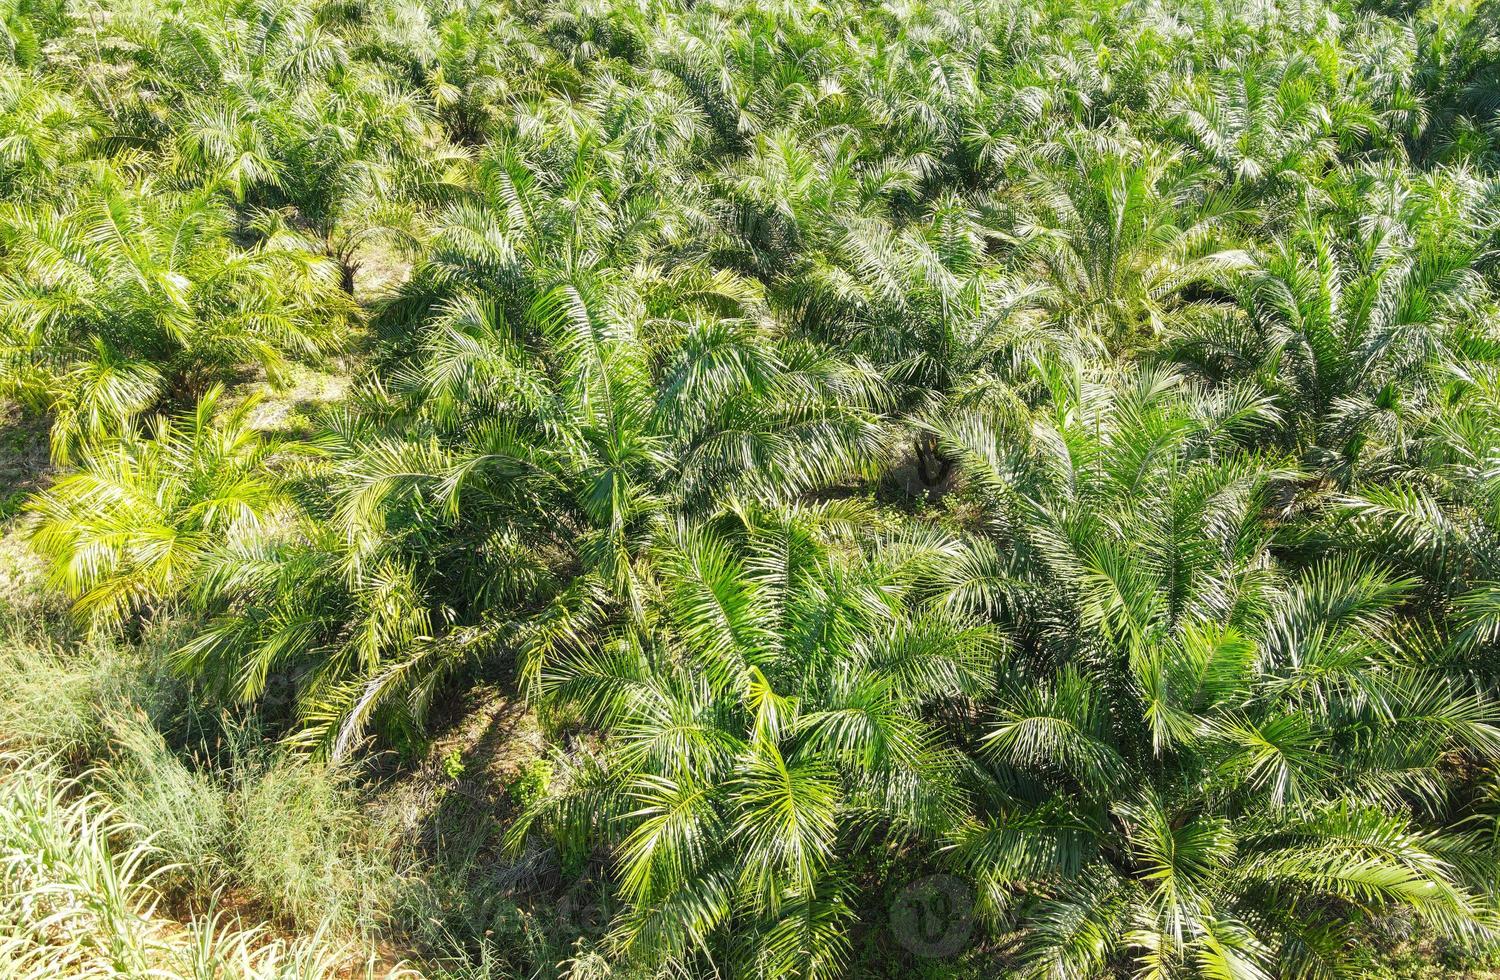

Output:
xmin=0 ymin=67 xmax=99 ymax=198
xmin=170 ymin=130 xmax=888 ymax=751
xmin=1165 ymin=51 xmax=1345 ymax=196
xmin=262 ymin=64 xmax=454 ymax=293
xmin=1409 ymin=0 xmax=1500 ymax=166
xmin=0 ymin=176 xmax=353 ymax=459
xmin=1006 ymin=132 xmax=1253 ymax=351
xmin=1170 ymin=169 xmax=1492 ymax=486
xmin=934 ymin=364 xmax=1500 ymax=977
xmin=510 ymin=504 xmax=999 ymax=978
xmin=25 ymin=384 xmax=304 ymax=625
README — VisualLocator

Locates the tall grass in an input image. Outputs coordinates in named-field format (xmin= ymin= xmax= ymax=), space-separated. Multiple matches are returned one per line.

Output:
xmin=0 ymin=620 xmax=192 ymax=760
xmin=0 ymin=754 xmax=397 ymax=979
xmin=0 ymin=547 xmax=503 ymax=977
xmin=0 ymin=606 xmax=420 ymax=975
xmin=0 ymin=631 xmax=138 ymax=759
xmin=231 ymin=732 xmax=408 ymax=939
xmin=98 ymin=712 xmax=233 ymax=900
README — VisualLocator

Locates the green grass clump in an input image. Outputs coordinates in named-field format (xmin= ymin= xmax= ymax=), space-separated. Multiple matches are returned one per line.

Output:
xmin=235 ymin=748 xmax=407 ymax=939
xmin=505 ymin=757 xmax=551 ymax=810
xmin=99 ymin=712 xmax=233 ymax=900
xmin=0 ymin=626 xmax=189 ymax=760
xmin=0 ymin=753 xmax=392 ymax=979
xmin=0 ymin=616 xmax=417 ymax=967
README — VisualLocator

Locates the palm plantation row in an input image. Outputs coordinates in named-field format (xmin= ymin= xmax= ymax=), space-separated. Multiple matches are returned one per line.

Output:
xmin=4 ymin=0 xmax=1500 ymax=975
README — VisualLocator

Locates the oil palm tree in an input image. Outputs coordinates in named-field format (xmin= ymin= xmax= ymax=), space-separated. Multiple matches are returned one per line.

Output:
xmin=25 ymin=384 xmax=305 ymax=625
xmin=0 ymin=176 xmax=352 ymax=459
xmin=1172 ymin=168 xmax=1492 ymax=486
xmin=935 ymin=364 xmax=1500 ymax=977
xmin=510 ymin=504 xmax=1000 ymax=978
xmin=1166 ymin=51 xmax=1344 ymax=196
xmin=1008 ymin=132 xmax=1253 ymax=351
xmin=0 ymin=67 xmax=98 ymax=198
xmin=172 ymin=133 xmax=887 ymax=750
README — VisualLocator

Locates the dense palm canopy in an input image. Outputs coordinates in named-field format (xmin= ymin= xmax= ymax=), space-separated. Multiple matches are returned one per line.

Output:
xmin=7 ymin=0 xmax=1500 ymax=975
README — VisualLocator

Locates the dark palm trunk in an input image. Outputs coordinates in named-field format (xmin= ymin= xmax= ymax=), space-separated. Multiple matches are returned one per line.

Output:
xmin=914 ymin=433 xmax=953 ymax=489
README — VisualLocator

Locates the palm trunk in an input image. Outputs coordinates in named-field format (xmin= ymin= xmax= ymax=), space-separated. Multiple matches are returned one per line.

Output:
xmin=914 ymin=433 xmax=953 ymax=490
